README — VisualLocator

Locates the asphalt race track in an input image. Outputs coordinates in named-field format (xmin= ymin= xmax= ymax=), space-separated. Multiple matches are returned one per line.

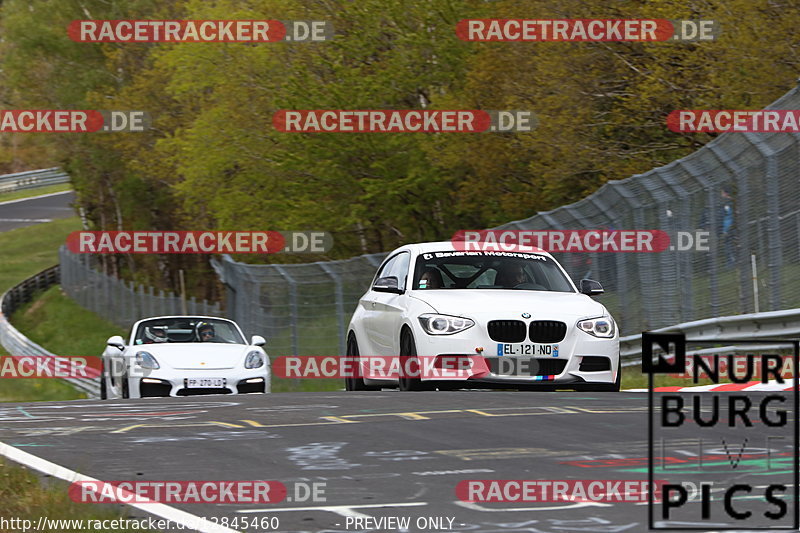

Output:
xmin=0 ymin=191 xmax=75 ymax=232
xmin=1 ymin=391 xmax=794 ymax=533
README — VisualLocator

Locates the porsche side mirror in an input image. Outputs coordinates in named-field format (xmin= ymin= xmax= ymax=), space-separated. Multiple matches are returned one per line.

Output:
xmin=579 ymin=279 xmax=604 ymax=296
xmin=251 ymin=335 xmax=266 ymax=347
xmin=106 ymin=335 xmax=125 ymax=351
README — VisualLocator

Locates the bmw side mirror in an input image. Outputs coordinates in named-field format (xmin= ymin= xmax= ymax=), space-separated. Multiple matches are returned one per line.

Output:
xmin=373 ymin=276 xmax=403 ymax=294
xmin=251 ymin=335 xmax=266 ymax=347
xmin=579 ymin=279 xmax=604 ymax=296
xmin=107 ymin=335 xmax=125 ymax=351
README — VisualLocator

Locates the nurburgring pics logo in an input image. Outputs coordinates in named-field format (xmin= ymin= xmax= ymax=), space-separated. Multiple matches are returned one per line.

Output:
xmin=645 ymin=333 xmax=799 ymax=530
xmin=455 ymin=19 xmax=718 ymax=42
xmin=68 ymin=20 xmax=333 ymax=43
xmin=273 ymin=110 xmax=536 ymax=133
xmin=668 ymin=110 xmax=800 ymax=133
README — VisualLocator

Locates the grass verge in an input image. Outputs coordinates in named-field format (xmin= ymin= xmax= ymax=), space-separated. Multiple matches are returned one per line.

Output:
xmin=0 ymin=459 xmax=154 ymax=532
xmin=0 ymin=217 xmax=82 ymax=292
xmin=0 ymin=184 xmax=71 ymax=203
xmin=621 ymin=364 xmax=716 ymax=389
xmin=0 ymin=217 xmax=87 ymax=403
xmin=11 ymin=286 xmax=124 ymax=360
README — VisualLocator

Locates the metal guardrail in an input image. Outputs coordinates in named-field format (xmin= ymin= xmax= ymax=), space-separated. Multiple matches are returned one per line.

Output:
xmin=620 ymin=308 xmax=800 ymax=366
xmin=0 ymin=266 xmax=100 ymax=398
xmin=0 ymin=167 xmax=70 ymax=194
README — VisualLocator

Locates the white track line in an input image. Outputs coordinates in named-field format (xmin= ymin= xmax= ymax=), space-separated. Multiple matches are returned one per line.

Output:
xmin=0 ymin=440 xmax=239 ymax=533
xmin=238 ymin=501 xmax=427 ymax=519
xmin=0 ymin=190 xmax=72 ymax=207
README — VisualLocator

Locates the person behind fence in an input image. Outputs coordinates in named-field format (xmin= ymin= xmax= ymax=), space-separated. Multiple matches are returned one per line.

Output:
xmin=698 ymin=187 xmax=737 ymax=268
xmin=196 ymin=321 xmax=216 ymax=342
xmin=719 ymin=187 xmax=736 ymax=266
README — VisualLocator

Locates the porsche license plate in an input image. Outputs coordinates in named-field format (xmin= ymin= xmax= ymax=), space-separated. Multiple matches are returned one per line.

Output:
xmin=185 ymin=377 xmax=225 ymax=388
xmin=497 ymin=343 xmax=559 ymax=357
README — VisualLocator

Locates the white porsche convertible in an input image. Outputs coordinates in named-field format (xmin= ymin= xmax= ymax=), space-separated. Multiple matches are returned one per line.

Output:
xmin=346 ymin=241 xmax=620 ymax=391
xmin=101 ymin=316 xmax=270 ymax=398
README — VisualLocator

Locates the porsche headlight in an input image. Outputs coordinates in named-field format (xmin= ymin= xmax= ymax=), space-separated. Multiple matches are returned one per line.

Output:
xmin=245 ymin=351 xmax=264 ymax=369
xmin=135 ymin=351 xmax=160 ymax=369
xmin=418 ymin=314 xmax=474 ymax=335
xmin=577 ymin=316 xmax=616 ymax=338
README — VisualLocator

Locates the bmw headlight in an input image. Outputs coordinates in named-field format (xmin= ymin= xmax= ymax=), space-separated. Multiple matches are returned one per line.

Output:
xmin=135 ymin=351 xmax=160 ymax=369
xmin=245 ymin=351 xmax=264 ymax=369
xmin=418 ymin=314 xmax=475 ymax=335
xmin=577 ymin=316 xmax=616 ymax=338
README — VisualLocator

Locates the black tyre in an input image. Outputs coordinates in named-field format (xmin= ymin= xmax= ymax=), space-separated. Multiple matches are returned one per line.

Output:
xmin=122 ymin=373 xmax=130 ymax=399
xmin=345 ymin=334 xmax=368 ymax=391
xmin=611 ymin=358 xmax=622 ymax=392
xmin=399 ymin=329 xmax=429 ymax=391
xmin=100 ymin=359 xmax=108 ymax=400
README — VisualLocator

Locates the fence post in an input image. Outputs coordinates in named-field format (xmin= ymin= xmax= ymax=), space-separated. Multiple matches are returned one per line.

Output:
xmin=273 ymin=265 xmax=299 ymax=356
xmin=319 ymin=262 xmax=346 ymax=355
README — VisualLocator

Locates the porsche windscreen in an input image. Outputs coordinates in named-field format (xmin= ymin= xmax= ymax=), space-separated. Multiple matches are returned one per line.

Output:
xmin=413 ymin=251 xmax=575 ymax=292
xmin=133 ymin=317 xmax=245 ymax=345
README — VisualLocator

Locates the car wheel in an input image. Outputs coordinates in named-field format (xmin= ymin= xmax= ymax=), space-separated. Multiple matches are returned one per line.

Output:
xmin=399 ymin=329 xmax=429 ymax=392
xmin=345 ymin=334 xmax=369 ymax=391
xmin=100 ymin=359 xmax=108 ymax=400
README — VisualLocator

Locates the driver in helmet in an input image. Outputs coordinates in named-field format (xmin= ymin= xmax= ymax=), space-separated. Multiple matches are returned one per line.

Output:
xmin=143 ymin=326 xmax=168 ymax=344
xmin=495 ymin=263 xmax=528 ymax=288
xmin=196 ymin=321 xmax=216 ymax=342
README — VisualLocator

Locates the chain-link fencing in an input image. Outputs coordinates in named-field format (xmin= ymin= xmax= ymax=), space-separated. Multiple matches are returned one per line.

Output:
xmin=59 ymin=86 xmax=800 ymax=355
xmin=208 ymin=86 xmax=800 ymax=354
xmin=60 ymin=246 xmax=221 ymax=329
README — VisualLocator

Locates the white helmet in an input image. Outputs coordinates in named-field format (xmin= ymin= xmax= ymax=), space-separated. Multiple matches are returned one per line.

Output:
xmin=144 ymin=326 xmax=168 ymax=343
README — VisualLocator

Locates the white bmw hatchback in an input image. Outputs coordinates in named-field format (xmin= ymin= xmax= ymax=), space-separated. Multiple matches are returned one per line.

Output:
xmin=346 ymin=242 xmax=620 ymax=391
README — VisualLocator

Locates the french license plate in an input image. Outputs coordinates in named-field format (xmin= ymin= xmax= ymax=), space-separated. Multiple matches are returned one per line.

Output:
xmin=185 ymin=377 xmax=225 ymax=388
xmin=497 ymin=343 xmax=559 ymax=357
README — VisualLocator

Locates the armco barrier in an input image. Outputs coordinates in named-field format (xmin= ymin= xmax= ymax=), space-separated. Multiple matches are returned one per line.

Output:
xmin=0 ymin=266 xmax=100 ymax=398
xmin=0 ymin=167 xmax=70 ymax=194
xmin=620 ymin=308 xmax=800 ymax=366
